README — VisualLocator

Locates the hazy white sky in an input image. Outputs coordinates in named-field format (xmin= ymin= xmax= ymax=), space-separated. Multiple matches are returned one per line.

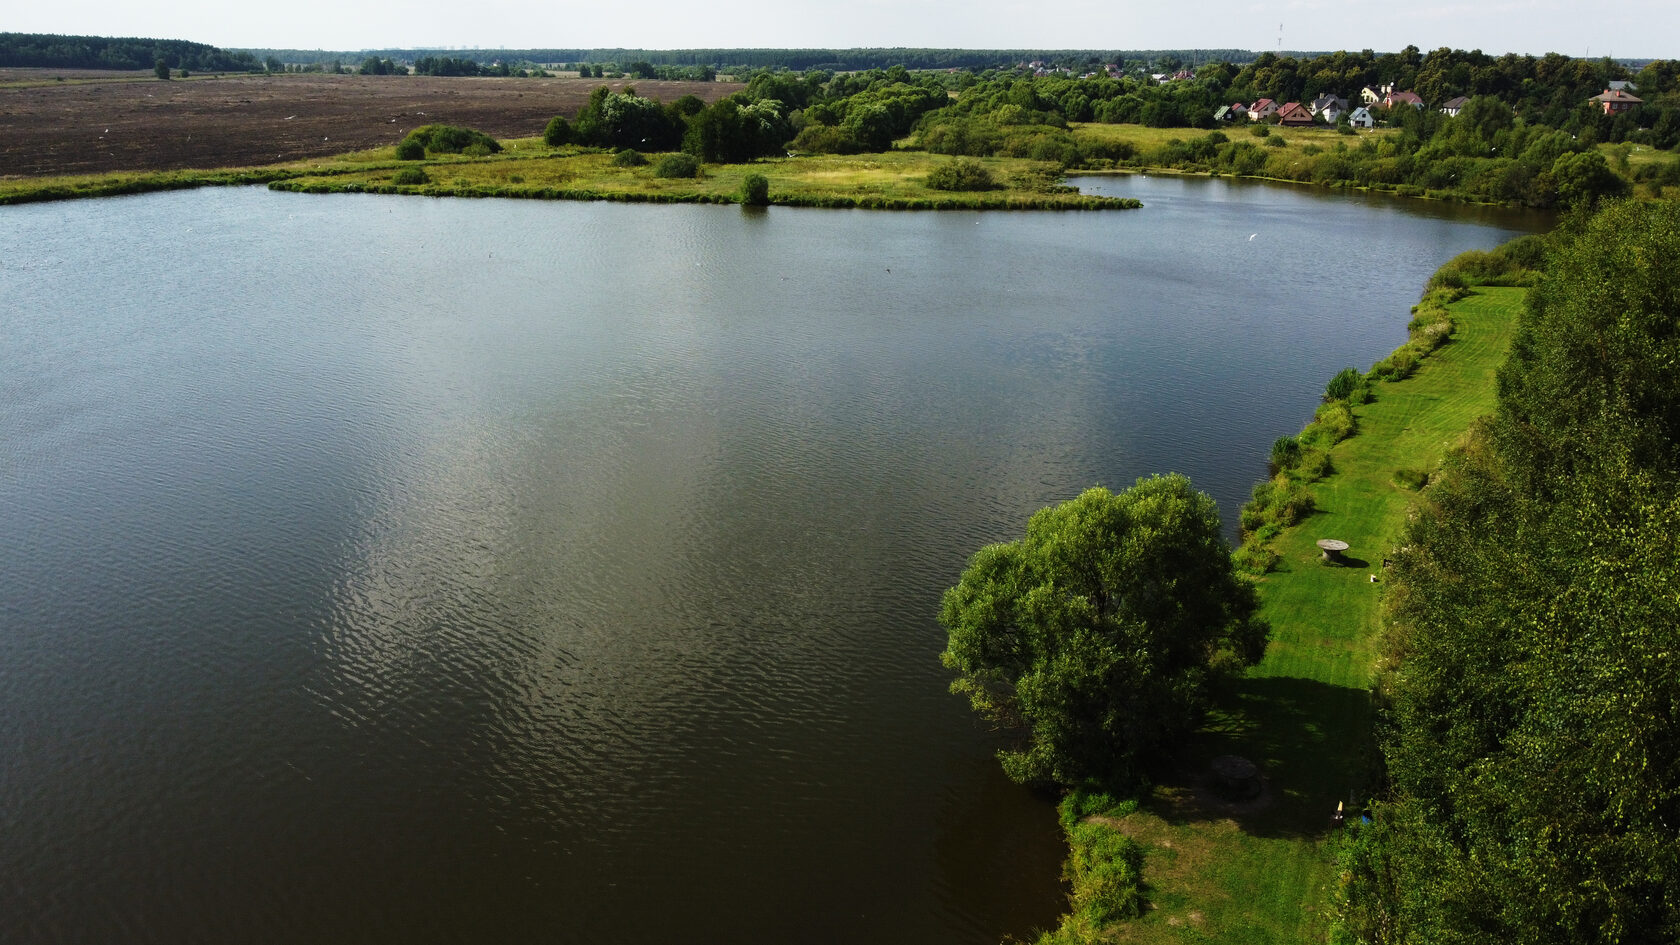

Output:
xmin=10 ymin=0 xmax=1676 ymax=59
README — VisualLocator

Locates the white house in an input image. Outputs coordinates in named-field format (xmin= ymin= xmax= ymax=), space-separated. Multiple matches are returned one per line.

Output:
xmin=1347 ymin=106 xmax=1376 ymax=128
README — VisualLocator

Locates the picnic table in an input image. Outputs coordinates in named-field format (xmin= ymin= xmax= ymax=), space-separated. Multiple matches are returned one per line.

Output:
xmin=1316 ymin=538 xmax=1349 ymax=563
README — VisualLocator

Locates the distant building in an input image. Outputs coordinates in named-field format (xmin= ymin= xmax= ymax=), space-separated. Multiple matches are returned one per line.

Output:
xmin=1440 ymin=96 xmax=1470 ymax=117
xmin=1276 ymin=102 xmax=1315 ymax=126
xmin=1384 ymin=90 xmax=1424 ymax=109
xmin=1248 ymin=98 xmax=1279 ymax=121
xmin=1347 ymin=106 xmax=1376 ymax=128
xmin=1591 ymin=88 xmax=1644 ymax=114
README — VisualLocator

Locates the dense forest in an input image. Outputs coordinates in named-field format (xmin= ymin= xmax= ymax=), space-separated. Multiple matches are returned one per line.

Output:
xmin=1330 ymin=199 xmax=1680 ymax=944
xmin=0 ymin=32 xmax=259 ymax=71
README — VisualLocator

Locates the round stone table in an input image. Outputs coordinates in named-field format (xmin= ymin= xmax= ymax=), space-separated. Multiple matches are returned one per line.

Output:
xmin=1317 ymin=538 xmax=1349 ymax=563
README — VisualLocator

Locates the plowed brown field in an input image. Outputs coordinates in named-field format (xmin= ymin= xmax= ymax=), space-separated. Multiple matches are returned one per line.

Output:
xmin=0 ymin=70 xmax=740 ymax=178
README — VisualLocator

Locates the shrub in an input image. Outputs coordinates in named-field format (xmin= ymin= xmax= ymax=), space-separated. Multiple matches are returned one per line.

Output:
xmin=1251 ymin=125 xmax=1270 ymax=138
xmin=543 ymin=116 xmax=572 ymax=146
xmin=1252 ymin=477 xmax=1317 ymax=525
xmin=1324 ymin=367 xmax=1366 ymax=403
xmin=652 ymin=152 xmax=700 ymax=178
xmin=392 ymin=167 xmax=429 ymax=185
xmin=612 ymin=148 xmax=647 ymax=167
xmin=1234 ymin=541 xmax=1280 ymax=575
xmin=1063 ymin=821 xmax=1146 ymax=925
xmin=1266 ymin=135 xmax=1287 ymax=148
xmin=1270 ymin=435 xmax=1302 ymax=473
xmin=1303 ymin=400 xmax=1356 ymax=446
xmin=926 ymin=158 xmax=998 ymax=191
xmin=739 ymin=173 xmax=770 ymax=206
xmin=395 ymin=139 xmax=425 ymax=160
xmin=400 ymin=124 xmax=501 ymax=156
xmin=1296 ymin=447 xmax=1334 ymax=481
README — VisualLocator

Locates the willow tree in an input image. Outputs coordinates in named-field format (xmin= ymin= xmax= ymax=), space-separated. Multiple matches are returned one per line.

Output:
xmin=940 ymin=475 xmax=1267 ymax=787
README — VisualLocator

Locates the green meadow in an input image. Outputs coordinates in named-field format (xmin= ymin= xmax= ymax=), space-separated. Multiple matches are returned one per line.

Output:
xmin=1068 ymin=287 xmax=1525 ymax=944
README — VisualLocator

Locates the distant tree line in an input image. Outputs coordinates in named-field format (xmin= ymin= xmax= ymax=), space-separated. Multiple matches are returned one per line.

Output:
xmin=0 ymin=32 xmax=258 ymax=72
xmin=530 ymin=57 xmax=1670 ymax=209
xmin=346 ymin=47 xmax=1257 ymax=73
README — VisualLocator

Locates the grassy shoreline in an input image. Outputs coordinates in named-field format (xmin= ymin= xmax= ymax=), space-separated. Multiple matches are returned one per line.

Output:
xmin=1 ymin=141 xmax=1138 ymax=210
xmin=1036 ymin=284 xmax=1526 ymax=944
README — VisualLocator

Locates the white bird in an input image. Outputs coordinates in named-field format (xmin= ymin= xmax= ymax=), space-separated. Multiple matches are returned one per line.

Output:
xmin=1248 ymin=233 xmax=1258 ymax=241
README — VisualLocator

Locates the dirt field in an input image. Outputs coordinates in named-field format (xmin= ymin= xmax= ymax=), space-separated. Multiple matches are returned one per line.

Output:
xmin=0 ymin=70 xmax=741 ymax=178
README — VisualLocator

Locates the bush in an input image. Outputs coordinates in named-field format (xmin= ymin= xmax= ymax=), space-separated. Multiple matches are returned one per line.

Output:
xmin=1251 ymin=125 xmax=1270 ymax=138
xmin=1371 ymin=346 xmax=1421 ymax=381
xmin=1303 ymin=400 xmax=1356 ymax=446
xmin=543 ymin=116 xmax=572 ymax=147
xmin=1234 ymin=541 xmax=1280 ymax=575
xmin=395 ymin=139 xmax=425 ymax=160
xmin=1266 ymin=135 xmax=1287 ymax=148
xmin=740 ymin=172 xmax=770 ymax=205
xmin=652 ymin=152 xmax=701 ymax=178
xmin=399 ymin=124 xmax=501 ymax=156
xmin=926 ymin=158 xmax=998 ymax=191
xmin=1270 ymin=435 xmax=1302 ymax=473
xmin=1296 ymin=447 xmax=1334 ymax=481
xmin=1324 ymin=367 xmax=1364 ymax=402
xmin=392 ymin=167 xmax=429 ymax=185
xmin=612 ymin=148 xmax=648 ymax=167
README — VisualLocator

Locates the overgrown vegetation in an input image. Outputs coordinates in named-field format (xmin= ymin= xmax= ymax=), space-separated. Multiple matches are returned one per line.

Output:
xmin=1336 ymin=198 xmax=1680 ymax=944
xmin=399 ymin=124 xmax=502 ymax=157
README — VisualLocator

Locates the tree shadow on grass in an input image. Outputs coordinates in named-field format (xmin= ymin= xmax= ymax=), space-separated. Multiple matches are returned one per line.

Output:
xmin=1145 ymin=675 xmax=1377 ymax=840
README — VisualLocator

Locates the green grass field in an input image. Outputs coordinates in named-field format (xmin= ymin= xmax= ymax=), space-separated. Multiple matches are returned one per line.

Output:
xmin=1081 ymin=287 xmax=1526 ymax=944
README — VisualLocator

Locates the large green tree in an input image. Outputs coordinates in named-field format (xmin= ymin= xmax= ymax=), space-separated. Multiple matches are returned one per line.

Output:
xmin=1344 ymin=200 xmax=1680 ymax=944
xmin=939 ymin=475 xmax=1267 ymax=787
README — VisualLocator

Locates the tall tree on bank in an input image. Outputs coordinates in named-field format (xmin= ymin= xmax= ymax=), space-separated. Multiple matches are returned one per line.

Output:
xmin=1343 ymin=200 xmax=1680 ymax=944
xmin=940 ymin=476 xmax=1267 ymax=787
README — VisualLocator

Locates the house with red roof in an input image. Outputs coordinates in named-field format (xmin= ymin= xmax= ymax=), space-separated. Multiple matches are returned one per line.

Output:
xmin=1276 ymin=102 xmax=1315 ymax=126
xmin=1590 ymin=88 xmax=1644 ymax=114
xmin=1248 ymin=98 xmax=1278 ymax=122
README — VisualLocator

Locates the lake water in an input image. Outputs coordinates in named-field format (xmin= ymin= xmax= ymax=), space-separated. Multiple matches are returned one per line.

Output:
xmin=0 ymin=178 xmax=1541 ymax=943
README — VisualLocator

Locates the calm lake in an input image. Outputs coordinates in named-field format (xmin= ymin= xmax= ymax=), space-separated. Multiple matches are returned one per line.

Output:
xmin=0 ymin=177 xmax=1541 ymax=943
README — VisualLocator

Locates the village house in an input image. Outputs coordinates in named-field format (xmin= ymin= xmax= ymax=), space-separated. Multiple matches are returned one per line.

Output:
xmin=1248 ymin=98 xmax=1279 ymax=121
xmin=1383 ymin=89 xmax=1424 ymax=109
xmin=1591 ymin=88 xmax=1644 ymax=114
xmin=1440 ymin=95 xmax=1469 ymax=117
xmin=1347 ymin=106 xmax=1376 ymax=128
xmin=1276 ymin=101 xmax=1315 ymax=126
xmin=1311 ymin=94 xmax=1349 ymax=124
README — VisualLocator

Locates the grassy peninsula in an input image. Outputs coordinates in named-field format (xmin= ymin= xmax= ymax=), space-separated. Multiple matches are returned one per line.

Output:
xmin=1021 ymin=274 xmax=1526 ymax=944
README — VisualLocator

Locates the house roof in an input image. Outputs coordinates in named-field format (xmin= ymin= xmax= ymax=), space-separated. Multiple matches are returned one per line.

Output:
xmin=1591 ymin=88 xmax=1644 ymax=105
xmin=1442 ymin=96 xmax=1469 ymax=110
xmin=1386 ymin=90 xmax=1424 ymax=106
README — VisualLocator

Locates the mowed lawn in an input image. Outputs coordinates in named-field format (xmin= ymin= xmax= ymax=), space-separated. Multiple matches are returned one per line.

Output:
xmin=1094 ymin=287 xmax=1525 ymax=944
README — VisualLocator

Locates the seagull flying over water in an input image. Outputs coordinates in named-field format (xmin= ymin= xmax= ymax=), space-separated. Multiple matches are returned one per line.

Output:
xmin=1248 ymin=233 xmax=1258 ymax=241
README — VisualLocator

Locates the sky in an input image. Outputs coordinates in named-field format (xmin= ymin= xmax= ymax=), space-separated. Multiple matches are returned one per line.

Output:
xmin=9 ymin=0 xmax=1677 ymax=60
